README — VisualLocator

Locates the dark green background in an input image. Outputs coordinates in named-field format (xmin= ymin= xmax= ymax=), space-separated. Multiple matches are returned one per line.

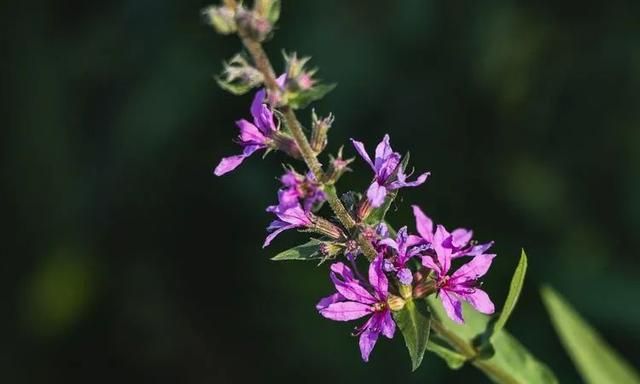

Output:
xmin=3 ymin=0 xmax=639 ymax=382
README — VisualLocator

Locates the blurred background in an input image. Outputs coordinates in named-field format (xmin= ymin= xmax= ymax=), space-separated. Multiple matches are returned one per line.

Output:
xmin=2 ymin=0 xmax=639 ymax=382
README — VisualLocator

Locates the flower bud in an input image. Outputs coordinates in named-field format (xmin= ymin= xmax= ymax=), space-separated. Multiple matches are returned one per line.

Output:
xmin=236 ymin=9 xmax=272 ymax=42
xmin=387 ymin=294 xmax=406 ymax=312
xmin=271 ymin=132 xmax=301 ymax=159
xmin=313 ymin=217 xmax=346 ymax=240
xmin=203 ymin=5 xmax=237 ymax=35
xmin=284 ymin=52 xmax=316 ymax=91
xmin=413 ymin=280 xmax=436 ymax=299
xmin=398 ymin=284 xmax=413 ymax=300
xmin=310 ymin=110 xmax=333 ymax=153
xmin=216 ymin=54 xmax=264 ymax=95
xmin=318 ymin=241 xmax=342 ymax=260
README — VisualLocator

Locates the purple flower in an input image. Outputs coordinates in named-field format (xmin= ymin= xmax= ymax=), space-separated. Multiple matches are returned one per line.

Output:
xmin=421 ymin=225 xmax=496 ymax=323
xmin=279 ymin=169 xmax=326 ymax=211
xmin=214 ymin=88 xmax=277 ymax=176
xmin=351 ymin=134 xmax=430 ymax=207
xmin=263 ymin=190 xmax=313 ymax=247
xmin=214 ymin=75 xmax=288 ymax=176
xmin=378 ymin=227 xmax=424 ymax=285
xmin=412 ymin=205 xmax=494 ymax=258
xmin=316 ymin=256 xmax=395 ymax=362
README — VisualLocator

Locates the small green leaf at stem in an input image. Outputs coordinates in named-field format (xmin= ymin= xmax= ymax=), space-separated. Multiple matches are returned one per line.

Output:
xmin=393 ymin=298 xmax=431 ymax=371
xmin=365 ymin=191 xmax=397 ymax=225
xmin=541 ymin=286 xmax=640 ymax=384
xmin=286 ymin=83 xmax=336 ymax=110
xmin=271 ymin=239 xmax=322 ymax=261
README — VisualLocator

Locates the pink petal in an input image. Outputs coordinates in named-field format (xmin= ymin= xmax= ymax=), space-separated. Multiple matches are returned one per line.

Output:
xmin=350 ymin=138 xmax=375 ymax=170
xmin=451 ymin=254 xmax=496 ymax=282
xmin=359 ymin=327 xmax=380 ymax=362
xmin=421 ymin=255 xmax=442 ymax=276
xmin=373 ymin=134 xmax=393 ymax=170
xmin=449 ymin=228 xmax=473 ymax=248
xmin=463 ymin=288 xmax=495 ymax=315
xmin=380 ymin=311 xmax=395 ymax=339
xmin=366 ymin=182 xmax=387 ymax=208
xmin=412 ymin=205 xmax=434 ymax=242
xmin=433 ymin=225 xmax=453 ymax=274
xmin=368 ymin=256 xmax=388 ymax=298
xmin=316 ymin=293 xmax=344 ymax=310
xmin=440 ymin=290 xmax=464 ymax=324
xmin=318 ymin=301 xmax=372 ymax=321
xmin=237 ymin=119 xmax=267 ymax=144
xmin=262 ymin=222 xmax=297 ymax=248
xmin=213 ymin=145 xmax=261 ymax=176
xmin=330 ymin=263 xmax=376 ymax=304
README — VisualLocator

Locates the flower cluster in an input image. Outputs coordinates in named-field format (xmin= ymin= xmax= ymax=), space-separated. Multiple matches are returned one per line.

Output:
xmin=208 ymin=0 xmax=497 ymax=365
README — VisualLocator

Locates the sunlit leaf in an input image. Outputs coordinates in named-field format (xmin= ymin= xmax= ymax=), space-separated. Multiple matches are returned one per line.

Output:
xmin=541 ymin=286 xmax=640 ymax=384
xmin=271 ymin=239 xmax=322 ymax=261
xmin=393 ymin=298 xmax=431 ymax=371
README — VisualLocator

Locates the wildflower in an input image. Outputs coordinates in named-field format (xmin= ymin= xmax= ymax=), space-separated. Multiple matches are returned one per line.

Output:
xmin=421 ymin=224 xmax=496 ymax=323
xmin=351 ymin=134 xmax=429 ymax=207
xmin=279 ymin=168 xmax=326 ymax=212
xmin=412 ymin=205 xmax=494 ymax=258
xmin=214 ymin=88 xmax=278 ymax=176
xmin=263 ymin=191 xmax=313 ymax=247
xmin=378 ymin=227 xmax=425 ymax=285
xmin=316 ymin=256 xmax=395 ymax=362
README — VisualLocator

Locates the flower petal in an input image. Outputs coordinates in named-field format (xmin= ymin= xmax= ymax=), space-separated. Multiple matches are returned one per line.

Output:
xmin=359 ymin=327 xmax=380 ymax=362
xmin=448 ymin=228 xmax=473 ymax=249
xmin=463 ymin=288 xmax=495 ymax=315
xmin=433 ymin=225 xmax=453 ymax=274
xmin=380 ymin=310 xmax=396 ymax=339
xmin=451 ymin=254 xmax=496 ymax=282
xmin=319 ymin=301 xmax=372 ymax=321
xmin=330 ymin=263 xmax=376 ymax=304
xmin=373 ymin=134 xmax=393 ymax=171
xmin=350 ymin=138 xmax=375 ymax=170
xmin=213 ymin=145 xmax=261 ymax=176
xmin=421 ymin=255 xmax=442 ymax=276
xmin=412 ymin=205 xmax=434 ymax=242
xmin=368 ymin=256 xmax=388 ymax=299
xmin=366 ymin=182 xmax=387 ymax=208
xmin=316 ymin=293 xmax=344 ymax=310
xmin=440 ymin=290 xmax=464 ymax=324
xmin=262 ymin=221 xmax=297 ymax=247
xmin=236 ymin=119 xmax=267 ymax=144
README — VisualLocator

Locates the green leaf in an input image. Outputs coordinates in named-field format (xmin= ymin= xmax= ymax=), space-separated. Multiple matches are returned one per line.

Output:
xmin=474 ymin=250 xmax=528 ymax=351
xmin=427 ymin=296 xmax=558 ymax=383
xmin=267 ymin=0 xmax=281 ymax=24
xmin=393 ymin=299 xmax=431 ymax=371
xmin=271 ymin=239 xmax=322 ymax=261
xmin=287 ymin=83 xmax=337 ymax=109
xmin=427 ymin=341 xmax=466 ymax=369
xmin=541 ymin=286 xmax=640 ymax=384
xmin=494 ymin=249 xmax=527 ymax=335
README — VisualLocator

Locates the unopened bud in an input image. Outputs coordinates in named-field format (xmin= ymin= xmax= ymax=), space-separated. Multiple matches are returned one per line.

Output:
xmin=310 ymin=109 xmax=333 ymax=153
xmin=203 ymin=5 xmax=237 ymax=35
xmin=313 ymin=217 xmax=345 ymax=240
xmin=387 ymin=294 xmax=406 ymax=312
xmin=318 ymin=241 xmax=342 ymax=260
xmin=216 ymin=54 xmax=264 ymax=95
xmin=324 ymin=146 xmax=354 ymax=185
xmin=271 ymin=132 xmax=301 ymax=159
xmin=236 ymin=9 xmax=272 ymax=42
xmin=399 ymin=284 xmax=413 ymax=300
xmin=413 ymin=280 xmax=436 ymax=299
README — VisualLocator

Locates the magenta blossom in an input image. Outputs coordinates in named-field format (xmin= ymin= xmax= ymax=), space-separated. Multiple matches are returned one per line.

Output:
xmin=412 ymin=205 xmax=493 ymax=258
xmin=279 ymin=169 xmax=325 ymax=212
xmin=351 ymin=134 xmax=429 ymax=207
xmin=421 ymin=224 xmax=496 ymax=323
xmin=263 ymin=190 xmax=313 ymax=247
xmin=316 ymin=256 xmax=395 ymax=362
xmin=378 ymin=226 xmax=425 ymax=285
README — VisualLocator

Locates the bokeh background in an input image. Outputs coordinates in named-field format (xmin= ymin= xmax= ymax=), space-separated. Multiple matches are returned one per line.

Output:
xmin=3 ymin=0 xmax=639 ymax=382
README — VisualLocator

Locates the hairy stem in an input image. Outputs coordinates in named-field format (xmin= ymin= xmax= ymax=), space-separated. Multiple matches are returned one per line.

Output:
xmin=430 ymin=319 xmax=521 ymax=384
xmin=238 ymin=32 xmax=377 ymax=261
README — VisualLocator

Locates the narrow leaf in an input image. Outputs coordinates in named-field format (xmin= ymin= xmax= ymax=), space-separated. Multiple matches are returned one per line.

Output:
xmin=271 ymin=239 xmax=322 ymax=261
xmin=393 ymin=299 xmax=431 ymax=371
xmin=541 ymin=286 xmax=640 ymax=384
xmin=427 ymin=341 xmax=466 ymax=369
xmin=493 ymin=249 xmax=527 ymax=335
xmin=427 ymin=296 xmax=558 ymax=383
xmin=287 ymin=83 xmax=337 ymax=109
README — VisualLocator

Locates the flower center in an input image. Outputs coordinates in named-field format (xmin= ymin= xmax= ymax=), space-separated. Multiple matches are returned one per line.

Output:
xmin=372 ymin=302 xmax=386 ymax=312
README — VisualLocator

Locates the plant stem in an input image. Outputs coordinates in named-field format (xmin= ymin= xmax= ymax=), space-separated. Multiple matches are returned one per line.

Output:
xmin=430 ymin=319 xmax=522 ymax=384
xmin=238 ymin=32 xmax=378 ymax=261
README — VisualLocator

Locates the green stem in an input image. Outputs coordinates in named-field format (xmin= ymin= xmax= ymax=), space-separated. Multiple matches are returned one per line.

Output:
xmin=238 ymin=32 xmax=377 ymax=261
xmin=430 ymin=319 xmax=522 ymax=384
